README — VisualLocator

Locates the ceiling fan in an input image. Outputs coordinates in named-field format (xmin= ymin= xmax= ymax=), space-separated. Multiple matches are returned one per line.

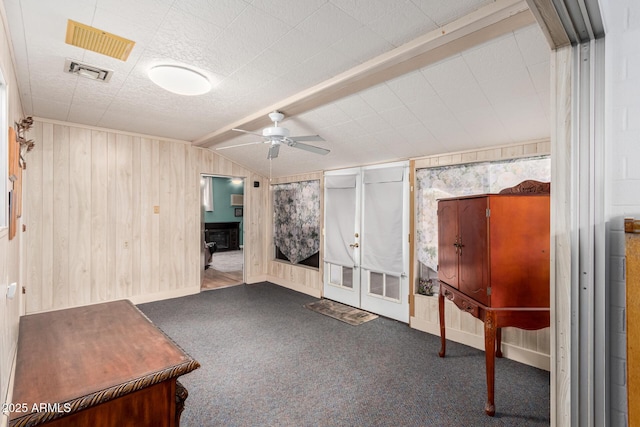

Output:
xmin=216 ymin=111 xmax=329 ymax=159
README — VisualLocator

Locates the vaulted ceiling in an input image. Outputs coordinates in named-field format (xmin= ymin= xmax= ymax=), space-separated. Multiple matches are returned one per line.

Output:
xmin=3 ymin=0 xmax=550 ymax=177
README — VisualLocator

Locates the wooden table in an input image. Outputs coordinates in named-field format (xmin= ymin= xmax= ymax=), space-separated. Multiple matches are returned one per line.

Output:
xmin=9 ymin=300 xmax=200 ymax=427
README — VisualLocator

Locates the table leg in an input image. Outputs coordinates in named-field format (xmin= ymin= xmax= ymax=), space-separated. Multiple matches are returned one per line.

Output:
xmin=484 ymin=311 xmax=496 ymax=416
xmin=438 ymin=288 xmax=446 ymax=358
xmin=496 ymin=327 xmax=503 ymax=358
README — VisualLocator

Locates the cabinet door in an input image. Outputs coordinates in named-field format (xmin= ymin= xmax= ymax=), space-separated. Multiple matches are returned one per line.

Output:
xmin=458 ymin=197 xmax=489 ymax=305
xmin=488 ymin=195 xmax=550 ymax=308
xmin=437 ymin=200 xmax=459 ymax=288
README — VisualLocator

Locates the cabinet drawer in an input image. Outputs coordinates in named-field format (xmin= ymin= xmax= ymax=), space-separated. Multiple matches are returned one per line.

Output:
xmin=442 ymin=287 xmax=479 ymax=317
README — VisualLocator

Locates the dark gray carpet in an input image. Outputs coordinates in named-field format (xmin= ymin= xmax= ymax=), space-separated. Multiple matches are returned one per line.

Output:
xmin=138 ymin=282 xmax=550 ymax=427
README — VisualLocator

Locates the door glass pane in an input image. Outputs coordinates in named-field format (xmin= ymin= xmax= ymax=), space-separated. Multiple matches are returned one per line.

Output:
xmin=370 ymin=272 xmax=383 ymax=296
xmin=386 ymin=275 xmax=400 ymax=300
xmin=330 ymin=264 xmax=341 ymax=285
xmin=343 ymin=267 xmax=353 ymax=289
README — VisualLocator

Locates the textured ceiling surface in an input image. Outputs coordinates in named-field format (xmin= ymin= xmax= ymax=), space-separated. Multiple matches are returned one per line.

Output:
xmin=3 ymin=0 xmax=550 ymax=177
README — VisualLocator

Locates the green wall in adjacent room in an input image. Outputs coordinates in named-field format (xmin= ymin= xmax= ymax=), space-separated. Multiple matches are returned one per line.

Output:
xmin=204 ymin=177 xmax=244 ymax=246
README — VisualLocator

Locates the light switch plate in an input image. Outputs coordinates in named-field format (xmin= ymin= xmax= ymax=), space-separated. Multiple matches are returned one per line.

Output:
xmin=7 ymin=282 xmax=17 ymax=299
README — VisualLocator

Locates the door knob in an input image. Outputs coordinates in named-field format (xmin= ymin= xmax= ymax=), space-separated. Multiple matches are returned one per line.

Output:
xmin=349 ymin=243 xmax=359 ymax=248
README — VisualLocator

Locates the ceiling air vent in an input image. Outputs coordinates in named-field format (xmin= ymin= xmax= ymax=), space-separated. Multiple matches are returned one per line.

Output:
xmin=64 ymin=59 xmax=113 ymax=82
xmin=65 ymin=19 xmax=135 ymax=61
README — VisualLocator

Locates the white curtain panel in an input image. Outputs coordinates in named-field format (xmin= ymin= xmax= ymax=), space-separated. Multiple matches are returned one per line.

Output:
xmin=361 ymin=167 xmax=405 ymax=275
xmin=202 ymin=176 xmax=214 ymax=212
xmin=324 ymin=174 xmax=357 ymax=267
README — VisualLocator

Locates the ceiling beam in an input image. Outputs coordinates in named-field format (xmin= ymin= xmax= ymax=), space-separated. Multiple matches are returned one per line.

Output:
xmin=525 ymin=0 xmax=604 ymax=49
xmin=193 ymin=0 xmax=535 ymax=148
xmin=525 ymin=0 xmax=572 ymax=48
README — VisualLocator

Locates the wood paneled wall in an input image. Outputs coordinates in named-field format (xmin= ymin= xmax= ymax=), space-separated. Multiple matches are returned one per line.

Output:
xmin=410 ymin=139 xmax=552 ymax=370
xmin=23 ymin=120 xmax=267 ymax=314
xmin=1 ymin=0 xmax=26 ymax=419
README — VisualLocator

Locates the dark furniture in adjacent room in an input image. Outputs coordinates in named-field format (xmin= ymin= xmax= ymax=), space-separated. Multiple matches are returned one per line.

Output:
xmin=204 ymin=222 xmax=240 ymax=251
xmin=9 ymin=300 xmax=199 ymax=427
xmin=437 ymin=182 xmax=550 ymax=416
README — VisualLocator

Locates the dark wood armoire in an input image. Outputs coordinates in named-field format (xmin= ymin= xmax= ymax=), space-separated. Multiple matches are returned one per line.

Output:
xmin=437 ymin=183 xmax=550 ymax=416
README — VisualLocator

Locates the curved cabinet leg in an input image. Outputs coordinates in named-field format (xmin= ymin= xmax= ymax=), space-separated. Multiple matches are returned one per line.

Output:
xmin=484 ymin=311 xmax=496 ymax=416
xmin=438 ymin=288 xmax=446 ymax=357
xmin=496 ymin=327 xmax=503 ymax=358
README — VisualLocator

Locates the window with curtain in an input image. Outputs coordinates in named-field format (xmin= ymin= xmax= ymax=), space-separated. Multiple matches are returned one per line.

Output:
xmin=415 ymin=156 xmax=551 ymax=274
xmin=272 ymin=180 xmax=320 ymax=268
xmin=202 ymin=176 xmax=214 ymax=212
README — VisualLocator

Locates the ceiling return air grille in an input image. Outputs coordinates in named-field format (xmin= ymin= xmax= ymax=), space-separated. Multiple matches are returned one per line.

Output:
xmin=65 ymin=19 xmax=135 ymax=61
xmin=64 ymin=58 xmax=113 ymax=82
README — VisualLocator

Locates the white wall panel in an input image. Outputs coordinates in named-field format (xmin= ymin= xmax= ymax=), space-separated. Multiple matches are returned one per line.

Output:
xmin=601 ymin=1 xmax=640 ymax=424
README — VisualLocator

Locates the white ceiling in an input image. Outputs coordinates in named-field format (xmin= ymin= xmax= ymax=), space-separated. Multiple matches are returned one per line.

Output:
xmin=3 ymin=0 xmax=550 ymax=178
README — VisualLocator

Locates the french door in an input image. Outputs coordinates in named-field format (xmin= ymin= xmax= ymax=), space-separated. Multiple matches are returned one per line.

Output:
xmin=323 ymin=162 xmax=409 ymax=323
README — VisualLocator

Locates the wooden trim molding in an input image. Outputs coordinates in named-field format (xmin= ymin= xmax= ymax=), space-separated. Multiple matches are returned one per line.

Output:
xmin=498 ymin=179 xmax=550 ymax=194
xmin=525 ymin=0 xmax=571 ymax=48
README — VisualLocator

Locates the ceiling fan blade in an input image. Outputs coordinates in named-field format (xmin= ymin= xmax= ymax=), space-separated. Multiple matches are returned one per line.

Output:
xmin=232 ymin=128 xmax=264 ymax=137
xmin=288 ymin=134 xmax=325 ymax=142
xmin=216 ymin=141 xmax=264 ymax=150
xmin=267 ymin=144 xmax=280 ymax=159
xmin=286 ymin=140 xmax=330 ymax=155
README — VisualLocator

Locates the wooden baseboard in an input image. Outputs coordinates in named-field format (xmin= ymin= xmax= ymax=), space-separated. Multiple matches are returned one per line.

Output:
xmin=127 ymin=287 xmax=201 ymax=305
xmin=266 ymin=276 xmax=322 ymax=298
xmin=245 ymin=275 xmax=268 ymax=284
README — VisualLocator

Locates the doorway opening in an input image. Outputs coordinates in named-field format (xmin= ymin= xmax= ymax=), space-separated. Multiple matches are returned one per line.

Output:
xmin=201 ymin=174 xmax=245 ymax=290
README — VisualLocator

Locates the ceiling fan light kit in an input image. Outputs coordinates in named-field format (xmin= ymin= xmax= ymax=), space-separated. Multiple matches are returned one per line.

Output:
xmin=262 ymin=126 xmax=289 ymax=138
xmin=218 ymin=111 xmax=329 ymax=159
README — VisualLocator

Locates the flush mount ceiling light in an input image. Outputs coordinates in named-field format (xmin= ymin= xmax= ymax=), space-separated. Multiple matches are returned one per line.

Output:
xmin=148 ymin=65 xmax=211 ymax=96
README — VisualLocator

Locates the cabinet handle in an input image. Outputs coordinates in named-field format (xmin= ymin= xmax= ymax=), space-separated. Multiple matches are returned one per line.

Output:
xmin=453 ymin=241 xmax=464 ymax=255
xmin=349 ymin=243 xmax=359 ymax=248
